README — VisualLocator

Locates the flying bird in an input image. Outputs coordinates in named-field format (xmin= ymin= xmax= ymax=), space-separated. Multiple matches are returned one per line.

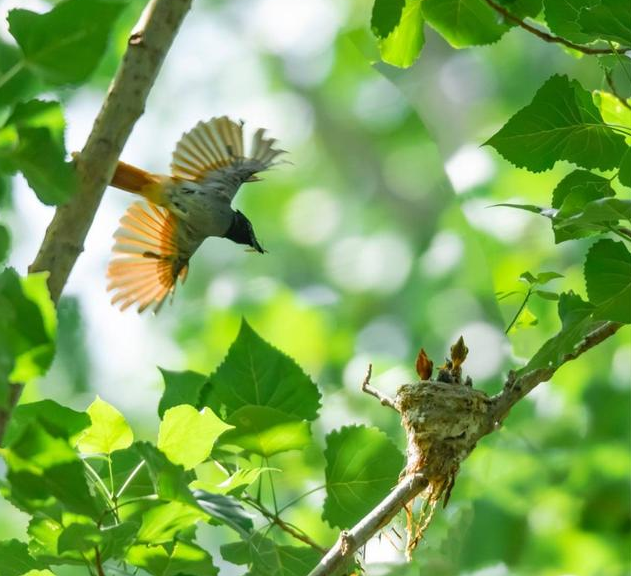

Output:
xmin=106 ymin=116 xmax=285 ymax=313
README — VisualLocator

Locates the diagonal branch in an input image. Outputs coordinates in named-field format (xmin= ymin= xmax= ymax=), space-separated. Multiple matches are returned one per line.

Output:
xmin=483 ymin=0 xmax=631 ymax=55
xmin=0 ymin=0 xmax=194 ymax=444
xmin=308 ymin=321 xmax=624 ymax=576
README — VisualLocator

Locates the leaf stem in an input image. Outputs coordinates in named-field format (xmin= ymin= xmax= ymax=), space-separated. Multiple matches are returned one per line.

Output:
xmin=116 ymin=460 xmax=146 ymax=500
xmin=483 ymin=0 xmax=631 ymax=55
xmin=83 ymin=459 xmax=113 ymax=501
xmin=504 ymin=288 xmax=532 ymax=334
xmin=277 ymin=485 xmax=327 ymax=515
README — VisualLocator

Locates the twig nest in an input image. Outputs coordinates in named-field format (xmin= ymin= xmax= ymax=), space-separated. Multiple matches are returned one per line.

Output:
xmin=396 ymin=380 xmax=492 ymax=482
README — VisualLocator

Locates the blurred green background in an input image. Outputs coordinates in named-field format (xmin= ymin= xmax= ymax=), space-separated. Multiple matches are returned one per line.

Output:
xmin=0 ymin=0 xmax=629 ymax=574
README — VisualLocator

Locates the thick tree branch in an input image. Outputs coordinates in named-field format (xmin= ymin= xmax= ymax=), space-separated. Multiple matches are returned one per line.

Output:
xmin=0 ymin=0 xmax=193 ymax=444
xmin=307 ymin=473 xmax=429 ymax=576
xmin=309 ymin=321 xmax=624 ymax=576
xmin=484 ymin=0 xmax=631 ymax=55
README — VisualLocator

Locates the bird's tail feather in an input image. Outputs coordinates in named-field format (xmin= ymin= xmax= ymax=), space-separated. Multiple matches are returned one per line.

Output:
xmin=111 ymin=161 xmax=161 ymax=194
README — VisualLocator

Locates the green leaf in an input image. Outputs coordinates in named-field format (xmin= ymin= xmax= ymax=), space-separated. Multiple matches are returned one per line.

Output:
xmin=221 ymin=534 xmax=320 ymax=576
xmin=219 ymin=405 xmax=312 ymax=457
xmin=158 ymin=368 xmax=207 ymax=419
xmin=323 ymin=425 xmax=404 ymax=529
xmin=533 ymin=289 xmax=560 ymax=301
xmin=579 ymin=0 xmax=631 ymax=46
xmin=619 ymin=148 xmax=631 ymax=187
xmin=0 ymin=540 xmax=47 ymax=576
xmin=422 ymin=0 xmax=541 ymax=48
xmin=378 ymin=0 xmax=424 ymax=68
xmin=521 ymin=292 xmax=600 ymax=373
xmin=136 ymin=501 xmax=207 ymax=544
xmin=127 ymin=541 xmax=218 ymax=576
xmin=201 ymin=319 xmax=321 ymax=421
xmin=134 ymin=442 xmax=197 ymax=506
xmin=557 ymin=198 xmax=631 ymax=232
xmin=77 ymin=396 xmax=133 ymax=455
xmin=158 ymin=405 xmax=233 ymax=470
xmin=56 ymin=521 xmax=138 ymax=561
xmin=0 ymin=269 xmax=56 ymax=407
xmin=519 ymin=271 xmax=537 ymax=284
xmin=543 ymin=0 xmax=598 ymax=44
xmin=584 ymin=239 xmax=631 ymax=323
xmin=0 ymin=100 xmax=76 ymax=205
xmin=193 ymin=465 xmax=271 ymax=497
xmin=423 ymin=0 xmax=507 ymax=47
xmin=594 ymin=90 xmax=631 ymax=145
xmin=0 ymin=224 xmax=9 ymax=263
xmin=534 ymin=271 xmax=564 ymax=284
xmin=552 ymin=170 xmax=615 ymax=210
xmin=0 ymin=42 xmax=40 ymax=111
xmin=485 ymin=75 xmax=627 ymax=172
xmin=194 ymin=489 xmax=254 ymax=535
xmin=7 ymin=0 xmax=126 ymax=85
xmin=3 ymin=399 xmax=90 ymax=447
xmin=510 ymin=305 xmax=538 ymax=332
xmin=372 ymin=0 xmax=406 ymax=38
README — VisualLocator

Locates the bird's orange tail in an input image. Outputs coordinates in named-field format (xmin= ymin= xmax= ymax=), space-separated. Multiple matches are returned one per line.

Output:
xmin=111 ymin=161 xmax=160 ymax=194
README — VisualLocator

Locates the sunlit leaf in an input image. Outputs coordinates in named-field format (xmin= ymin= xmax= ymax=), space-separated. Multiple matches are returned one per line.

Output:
xmin=157 ymin=368 xmax=207 ymax=419
xmin=485 ymin=75 xmax=627 ymax=172
xmin=77 ymin=396 xmax=133 ymax=455
xmin=219 ymin=405 xmax=312 ymax=457
xmin=378 ymin=0 xmax=424 ymax=68
xmin=0 ymin=42 xmax=40 ymax=110
xmin=323 ymin=425 xmax=404 ymax=529
xmin=136 ymin=501 xmax=207 ymax=544
xmin=594 ymin=90 xmax=631 ymax=145
xmin=201 ymin=319 xmax=321 ymax=421
xmin=134 ymin=442 xmax=197 ymax=506
xmin=510 ymin=305 xmax=538 ymax=332
xmin=584 ymin=239 xmax=631 ymax=323
xmin=127 ymin=541 xmax=219 ymax=576
xmin=56 ymin=521 xmax=137 ymax=561
xmin=533 ymin=289 xmax=559 ymax=301
xmin=158 ymin=405 xmax=233 ymax=470
xmin=7 ymin=0 xmax=126 ymax=85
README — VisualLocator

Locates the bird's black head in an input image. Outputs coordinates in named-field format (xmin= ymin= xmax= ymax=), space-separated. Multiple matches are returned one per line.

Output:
xmin=225 ymin=210 xmax=265 ymax=253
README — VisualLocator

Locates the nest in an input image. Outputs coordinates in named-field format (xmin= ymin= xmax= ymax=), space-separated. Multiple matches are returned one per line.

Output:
xmin=394 ymin=338 xmax=492 ymax=555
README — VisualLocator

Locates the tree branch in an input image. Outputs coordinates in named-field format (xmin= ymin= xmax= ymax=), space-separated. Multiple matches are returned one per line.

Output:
xmin=483 ymin=0 xmax=631 ymax=55
xmin=360 ymin=364 xmax=398 ymax=411
xmin=307 ymin=473 xmax=428 ymax=576
xmin=243 ymin=495 xmax=326 ymax=554
xmin=308 ymin=321 xmax=624 ymax=576
xmin=0 ymin=0 xmax=193 ymax=444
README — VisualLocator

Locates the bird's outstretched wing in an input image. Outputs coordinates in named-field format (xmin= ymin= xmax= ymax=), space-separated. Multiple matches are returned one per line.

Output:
xmin=170 ymin=116 xmax=285 ymax=199
xmin=107 ymin=202 xmax=189 ymax=313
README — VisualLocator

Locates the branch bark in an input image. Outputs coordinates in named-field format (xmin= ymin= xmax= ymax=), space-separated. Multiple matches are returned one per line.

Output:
xmin=308 ymin=321 xmax=624 ymax=576
xmin=483 ymin=0 xmax=631 ymax=55
xmin=0 ymin=0 xmax=193 ymax=443
xmin=307 ymin=473 xmax=429 ymax=576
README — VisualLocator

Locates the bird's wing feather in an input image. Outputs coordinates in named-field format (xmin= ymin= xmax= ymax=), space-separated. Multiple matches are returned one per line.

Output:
xmin=170 ymin=116 xmax=285 ymax=199
xmin=107 ymin=202 xmax=188 ymax=314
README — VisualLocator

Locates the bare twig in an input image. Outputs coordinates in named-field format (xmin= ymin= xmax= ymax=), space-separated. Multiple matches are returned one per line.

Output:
xmin=0 ymin=0 xmax=193 ymax=444
xmin=360 ymin=364 xmax=398 ymax=411
xmin=243 ymin=495 xmax=326 ymax=553
xmin=309 ymin=321 xmax=625 ymax=575
xmin=484 ymin=0 xmax=631 ymax=55
xmin=307 ymin=473 xmax=428 ymax=576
